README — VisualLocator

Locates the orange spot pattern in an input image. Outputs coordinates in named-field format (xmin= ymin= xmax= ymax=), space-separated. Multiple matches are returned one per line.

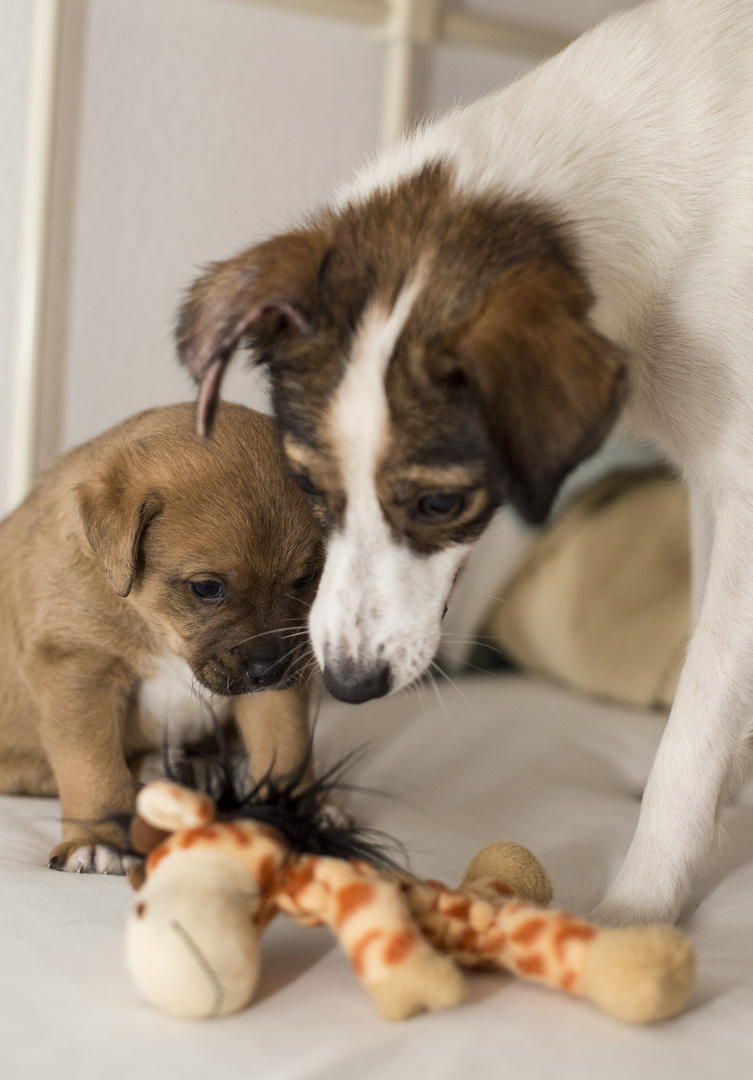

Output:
xmin=224 ymin=823 xmax=252 ymax=847
xmin=178 ymin=826 xmax=218 ymax=849
xmin=146 ymin=845 xmax=170 ymax=873
xmin=383 ymin=930 xmax=415 ymax=967
xmin=335 ymin=882 xmax=376 ymax=927
xmin=552 ymin=921 xmax=596 ymax=961
xmin=510 ymin=918 xmax=546 ymax=946
xmin=517 ymin=953 xmax=546 ymax=976
xmin=439 ymin=895 xmax=472 ymax=920
xmin=257 ymin=854 xmax=279 ymax=889
xmin=282 ymin=861 xmax=316 ymax=900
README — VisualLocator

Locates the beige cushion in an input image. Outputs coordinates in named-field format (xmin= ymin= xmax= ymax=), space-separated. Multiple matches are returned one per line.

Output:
xmin=484 ymin=471 xmax=690 ymax=709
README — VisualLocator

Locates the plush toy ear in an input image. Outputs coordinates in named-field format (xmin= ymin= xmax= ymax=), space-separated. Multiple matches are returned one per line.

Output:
xmin=176 ymin=228 xmax=329 ymax=435
xmin=76 ymin=451 xmax=163 ymax=598
xmin=136 ymin=781 xmax=216 ymax=832
xmin=454 ymin=263 xmax=626 ymax=525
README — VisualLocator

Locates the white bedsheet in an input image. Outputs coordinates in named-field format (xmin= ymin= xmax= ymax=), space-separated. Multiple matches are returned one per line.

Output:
xmin=2 ymin=675 xmax=752 ymax=1079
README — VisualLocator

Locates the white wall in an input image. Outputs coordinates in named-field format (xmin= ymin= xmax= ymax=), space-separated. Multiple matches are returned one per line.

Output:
xmin=0 ymin=0 xmax=640 ymax=511
xmin=0 ymin=3 xmax=34 ymax=513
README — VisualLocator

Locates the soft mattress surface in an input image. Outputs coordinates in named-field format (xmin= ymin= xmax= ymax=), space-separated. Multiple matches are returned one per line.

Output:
xmin=1 ymin=675 xmax=752 ymax=1079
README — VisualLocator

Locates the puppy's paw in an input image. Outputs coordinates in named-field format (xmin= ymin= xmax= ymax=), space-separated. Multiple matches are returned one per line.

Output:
xmin=48 ymin=841 xmax=127 ymax=875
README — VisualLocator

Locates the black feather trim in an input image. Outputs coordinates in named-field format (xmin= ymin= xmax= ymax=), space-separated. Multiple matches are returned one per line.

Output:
xmin=162 ymin=737 xmax=405 ymax=873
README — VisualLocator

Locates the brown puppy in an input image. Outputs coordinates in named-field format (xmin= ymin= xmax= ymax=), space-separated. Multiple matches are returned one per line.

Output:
xmin=0 ymin=402 xmax=323 ymax=872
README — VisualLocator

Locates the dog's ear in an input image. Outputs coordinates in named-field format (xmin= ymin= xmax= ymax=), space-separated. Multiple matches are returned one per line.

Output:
xmin=77 ymin=458 xmax=163 ymax=597
xmin=454 ymin=262 xmax=626 ymax=525
xmin=176 ymin=228 xmax=329 ymax=435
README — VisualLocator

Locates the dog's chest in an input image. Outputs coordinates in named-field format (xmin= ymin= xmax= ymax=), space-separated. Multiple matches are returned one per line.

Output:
xmin=132 ymin=654 xmax=233 ymax=749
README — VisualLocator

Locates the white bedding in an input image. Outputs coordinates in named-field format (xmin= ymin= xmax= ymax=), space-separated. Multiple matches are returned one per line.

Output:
xmin=2 ymin=674 xmax=752 ymax=1078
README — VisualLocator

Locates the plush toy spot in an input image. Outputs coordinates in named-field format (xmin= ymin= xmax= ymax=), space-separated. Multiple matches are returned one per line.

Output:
xmin=511 ymin=918 xmax=547 ymax=946
xmin=335 ymin=882 xmax=376 ymax=927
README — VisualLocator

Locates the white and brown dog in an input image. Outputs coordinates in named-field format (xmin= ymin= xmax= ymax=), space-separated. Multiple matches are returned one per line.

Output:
xmin=176 ymin=0 xmax=753 ymax=925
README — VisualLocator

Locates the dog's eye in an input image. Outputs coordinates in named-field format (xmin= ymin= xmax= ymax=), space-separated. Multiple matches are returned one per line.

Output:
xmin=188 ymin=580 xmax=225 ymax=602
xmin=293 ymin=472 xmax=321 ymax=498
xmin=415 ymin=492 xmax=466 ymax=522
xmin=294 ymin=569 xmax=320 ymax=590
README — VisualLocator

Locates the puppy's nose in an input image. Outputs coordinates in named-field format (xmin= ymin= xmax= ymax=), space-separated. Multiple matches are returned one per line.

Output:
xmin=322 ymin=660 xmax=392 ymax=704
xmin=238 ymin=652 xmax=290 ymax=688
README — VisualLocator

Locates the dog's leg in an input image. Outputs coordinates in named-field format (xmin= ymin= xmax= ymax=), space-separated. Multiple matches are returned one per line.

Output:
xmin=233 ymin=679 xmax=313 ymax=786
xmin=688 ymin=481 xmax=714 ymax=628
xmin=0 ymin=754 xmax=58 ymax=796
xmin=32 ymin=660 xmax=136 ymax=873
xmin=593 ymin=495 xmax=753 ymax=925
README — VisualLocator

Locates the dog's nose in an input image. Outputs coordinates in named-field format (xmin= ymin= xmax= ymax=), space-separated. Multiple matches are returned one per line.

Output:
xmin=322 ymin=660 xmax=392 ymax=704
xmin=238 ymin=652 xmax=290 ymax=688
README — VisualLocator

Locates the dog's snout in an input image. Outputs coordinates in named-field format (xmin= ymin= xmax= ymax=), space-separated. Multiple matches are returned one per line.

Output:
xmin=322 ymin=660 xmax=392 ymax=704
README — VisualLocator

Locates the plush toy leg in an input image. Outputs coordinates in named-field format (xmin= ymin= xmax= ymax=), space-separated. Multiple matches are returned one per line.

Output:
xmin=581 ymin=925 xmax=695 ymax=1023
xmin=460 ymin=841 xmax=694 ymax=1022
xmin=406 ymin=879 xmax=695 ymax=1023
xmin=279 ymin=856 xmax=466 ymax=1020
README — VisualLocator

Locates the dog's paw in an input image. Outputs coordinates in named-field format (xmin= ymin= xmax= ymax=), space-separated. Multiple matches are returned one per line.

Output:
xmin=48 ymin=841 xmax=127 ymax=875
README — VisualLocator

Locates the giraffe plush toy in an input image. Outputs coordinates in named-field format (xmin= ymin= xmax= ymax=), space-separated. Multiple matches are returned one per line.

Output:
xmin=125 ymin=772 xmax=695 ymax=1024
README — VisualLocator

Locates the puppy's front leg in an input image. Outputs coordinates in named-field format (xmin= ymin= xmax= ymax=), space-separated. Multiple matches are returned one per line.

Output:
xmin=594 ymin=497 xmax=753 ymax=924
xmin=233 ymin=679 xmax=313 ymax=786
xmin=33 ymin=655 xmax=135 ymax=873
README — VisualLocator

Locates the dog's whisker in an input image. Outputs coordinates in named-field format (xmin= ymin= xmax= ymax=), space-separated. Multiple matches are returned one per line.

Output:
xmin=228 ymin=624 xmax=309 ymax=651
xmin=285 ymin=594 xmax=314 ymax=609
xmin=425 ymin=668 xmax=451 ymax=722
xmin=430 ymin=659 xmax=468 ymax=706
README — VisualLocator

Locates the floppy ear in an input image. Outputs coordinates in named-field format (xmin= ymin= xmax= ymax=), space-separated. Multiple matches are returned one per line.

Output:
xmin=455 ymin=263 xmax=626 ymax=525
xmin=76 ymin=456 xmax=163 ymax=598
xmin=176 ymin=228 xmax=329 ymax=435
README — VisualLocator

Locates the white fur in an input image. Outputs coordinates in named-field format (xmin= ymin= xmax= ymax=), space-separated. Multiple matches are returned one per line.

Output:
xmin=134 ymin=654 xmax=232 ymax=752
xmin=312 ymin=276 xmax=471 ymax=690
xmin=313 ymin=0 xmax=753 ymax=923
xmin=65 ymin=844 xmax=126 ymax=875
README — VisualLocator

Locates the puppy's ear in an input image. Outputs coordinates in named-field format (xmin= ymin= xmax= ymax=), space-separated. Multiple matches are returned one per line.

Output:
xmin=176 ymin=228 xmax=329 ymax=435
xmin=454 ymin=262 xmax=626 ymax=524
xmin=77 ymin=460 xmax=163 ymax=597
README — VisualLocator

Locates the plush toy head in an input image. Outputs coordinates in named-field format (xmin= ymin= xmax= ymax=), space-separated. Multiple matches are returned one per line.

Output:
xmin=129 ymin=847 xmax=262 ymax=1018
xmin=125 ymin=757 xmax=401 ymax=1020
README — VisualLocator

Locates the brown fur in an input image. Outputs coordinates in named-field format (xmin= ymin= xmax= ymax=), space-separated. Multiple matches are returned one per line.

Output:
xmin=0 ymin=403 xmax=323 ymax=870
xmin=176 ymin=164 xmax=625 ymax=530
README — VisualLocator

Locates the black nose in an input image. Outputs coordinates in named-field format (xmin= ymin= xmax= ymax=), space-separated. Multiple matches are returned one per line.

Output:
xmin=322 ymin=661 xmax=392 ymax=704
xmin=238 ymin=652 xmax=290 ymax=688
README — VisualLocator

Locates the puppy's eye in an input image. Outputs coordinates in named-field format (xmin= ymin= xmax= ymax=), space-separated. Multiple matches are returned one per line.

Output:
xmin=294 ymin=569 xmax=320 ymax=590
xmin=188 ymin=580 xmax=225 ymax=602
xmin=415 ymin=492 xmax=466 ymax=522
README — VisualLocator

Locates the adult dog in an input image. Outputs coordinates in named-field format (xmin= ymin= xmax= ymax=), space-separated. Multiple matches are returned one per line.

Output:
xmin=176 ymin=0 xmax=752 ymax=925
xmin=0 ymin=404 xmax=322 ymax=871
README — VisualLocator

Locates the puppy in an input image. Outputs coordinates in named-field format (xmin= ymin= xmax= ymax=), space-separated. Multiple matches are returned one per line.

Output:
xmin=173 ymin=0 xmax=753 ymax=925
xmin=0 ymin=403 xmax=323 ymax=872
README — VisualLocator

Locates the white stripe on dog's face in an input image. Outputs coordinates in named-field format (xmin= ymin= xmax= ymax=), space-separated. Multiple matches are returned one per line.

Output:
xmin=309 ymin=275 xmax=471 ymax=699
